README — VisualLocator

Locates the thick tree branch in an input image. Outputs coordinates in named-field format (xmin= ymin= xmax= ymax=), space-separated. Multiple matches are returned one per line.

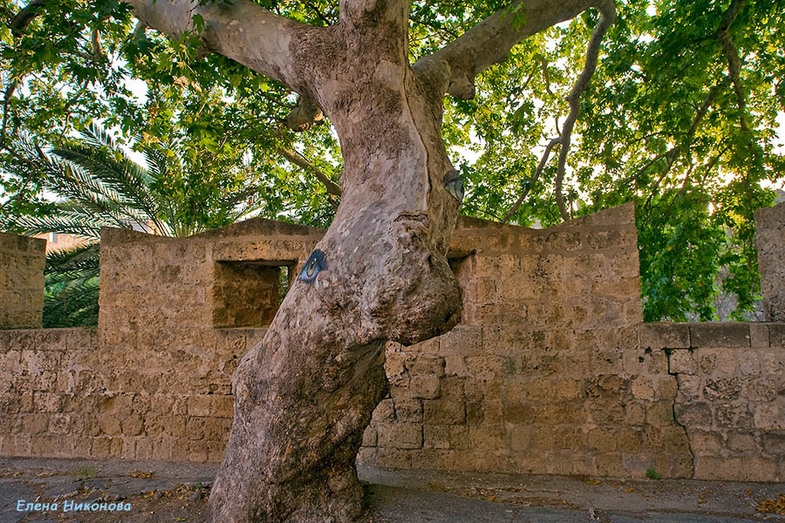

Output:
xmin=284 ymin=95 xmax=325 ymax=131
xmin=9 ymin=0 xmax=45 ymax=35
xmin=553 ymin=0 xmax=614 ymax=220
xmin=125 ymin=0 xmax=323 ymax=93
xmin=1 ymin=78 xmax=18 ymax=150
xmin=413 ymin=0 xmax=613 ymax=99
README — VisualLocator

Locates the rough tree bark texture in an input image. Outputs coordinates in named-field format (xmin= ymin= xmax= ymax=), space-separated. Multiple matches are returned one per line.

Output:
xmin=128 ymin=0 xmax=608 ymax=520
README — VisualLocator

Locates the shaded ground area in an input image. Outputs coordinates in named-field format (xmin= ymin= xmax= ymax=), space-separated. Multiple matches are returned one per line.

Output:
xmin=2 ymin=457 xmax=785 ymax=522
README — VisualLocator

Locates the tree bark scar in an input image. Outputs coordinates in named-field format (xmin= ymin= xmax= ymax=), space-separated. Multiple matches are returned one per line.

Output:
xmin=402 ymin=65 xmax=431 ymax=211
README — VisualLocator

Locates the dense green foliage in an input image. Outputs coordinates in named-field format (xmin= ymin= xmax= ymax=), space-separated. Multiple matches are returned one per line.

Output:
xmin=1 ymin=0 xmax=783 ymax=322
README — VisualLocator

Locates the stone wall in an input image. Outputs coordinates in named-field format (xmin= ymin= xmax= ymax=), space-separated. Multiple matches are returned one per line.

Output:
xmin=1 ymin=205 xmax=785 ymax=483
xmin=0 ymin=232 xmax=45 ymax=329
xmin=756 ymin=201 xmax=785 ymax=322
xmin=98 ymin=218 xmax=323 ymax=348
xmin=0 ymin=326 xmax=266 ymax=461
xmin=358 ymin=204 xmax=693 ymax=479
xmin=647 ymin=322 xmax=785 ymax=482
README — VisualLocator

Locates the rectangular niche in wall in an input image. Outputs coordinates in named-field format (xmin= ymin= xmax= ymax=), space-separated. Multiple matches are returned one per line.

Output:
xmin=213 ymin=260 xmax=296 ymax=328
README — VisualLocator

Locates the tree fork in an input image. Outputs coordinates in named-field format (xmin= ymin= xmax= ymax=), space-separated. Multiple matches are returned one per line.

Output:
xmin=123 ymin=0 xmax=608 ymax=520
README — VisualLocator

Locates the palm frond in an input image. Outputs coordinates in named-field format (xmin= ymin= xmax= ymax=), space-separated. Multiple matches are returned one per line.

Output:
xmin=50 ymin=122 xmax=169 ymax=234
xmin=12 ymin=213 xmax=105 ymax=241
xmin=43 ymin=276 xmax=100 ymax=328
xmin=45 ymin=243 xmax=100 ymax=280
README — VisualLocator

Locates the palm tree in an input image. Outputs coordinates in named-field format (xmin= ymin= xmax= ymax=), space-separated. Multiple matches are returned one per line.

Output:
xmin=9 ymin=122 xmax=267 ymax=327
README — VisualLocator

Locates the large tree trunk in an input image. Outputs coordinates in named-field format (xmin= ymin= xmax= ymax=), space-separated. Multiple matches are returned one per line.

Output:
xmin=126 ymin=0 xmax=608 ymax=520
xmin=208 ymin=5 xmax=463 ymax=522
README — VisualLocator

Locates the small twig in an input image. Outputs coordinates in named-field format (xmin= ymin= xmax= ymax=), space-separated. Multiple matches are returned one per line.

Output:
xmin=643 ymin=83 xmax=720 ymax=209
xmin=275 ymin=144 xmax=342 ymax=198
xmin=502 ymin=137 xmax=559 ymax=223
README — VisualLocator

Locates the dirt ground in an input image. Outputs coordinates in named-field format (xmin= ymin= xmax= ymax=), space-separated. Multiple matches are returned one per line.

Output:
xmin=5 ymin=457 xmax=785 ymax=523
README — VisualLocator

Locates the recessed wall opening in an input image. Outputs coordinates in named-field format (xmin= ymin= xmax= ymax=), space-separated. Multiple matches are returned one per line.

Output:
xmin=213 ymin=260 xmax=296 ymax=328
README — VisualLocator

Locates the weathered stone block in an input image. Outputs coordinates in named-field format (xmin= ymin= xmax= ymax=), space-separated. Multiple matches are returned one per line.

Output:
xmin=631 ymin=376 xmax=654 ymax=400
xmin=408 ymin=375 xmax=440 ymax=399
xmin=754 ymin=403 xmax=785 ymax=430
xmin=750 ymin=324 xmax=770 ymax=348
xmin=534 ymin=402 xmax=583 ymax=425
xmin=669 ymin=350 xmax=697 ymax=375
xmin=639 ymin=323 xmax=690 ymax=349
xmin=121 ymin=415 xmax=144 ymax=436
xmin=690 ymin=430 xmax=724 ymax=455
xmin=423 ymin=425 xmax=450 ymax=449
xmin=703 ymin=377 xmax=742 ymax=401
xmin=91 ymin=436 xmax=114 ymax=458
xmin=675 ymin=402 xmax=712 ymax=428
xmin=762 ymin=433 xmax=785 ymax=455
xmin=655 ymin=377 xmax=678 ymax=401
xmin=439 ymin=325 xmax=483 ymax=356
xmin=727 ymin=433 xmax=758 ymax=453
xmin=770 ymin=324 xmax=785 ymax=347
xmin=371 ymin=399 xmax=395 ymax=423
xmin=743 ymin=378 xmax=778 ymax=402
xmin=404 ymin=355 xmax=445 ymax=377
xmin=587 ymin=428 xmax=617 ymax=452
xmin=376 ymin=423 xmax=422 ymax=450
xmin=645 ymin=402 xmax=675 ymax=427
xmin=210 ymin=395 xmax=234 ymax=418
xmin=97 ymin=414 xmax=122 ymax=436
xmin=715 ymin=404 xmax=753 ymax=430
xmin=744 ymin=457 xmax=778 ymax=482
xmin=625 ymin=402 xmax=646 ymax=426
xmin=32 ymin=392 xmax=62 ymax=413
xmin=186 ymin=418 xmax=205 ymax=440
xmin=690 ymin=323 xmax=750 ymax=348
xmin=202 ymin=417 xmax=230 ymax=441
xmin=394 ymin=399 xmax=422 ymax=423
xmin=423 ymin=397 xmax=466 ymax=425
xmin=362 ymin=426 xmax=377 ymax=447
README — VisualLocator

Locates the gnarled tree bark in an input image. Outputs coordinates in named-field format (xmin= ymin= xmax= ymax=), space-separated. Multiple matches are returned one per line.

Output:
xmin=126 ymin=0 xmax=610 ymax=520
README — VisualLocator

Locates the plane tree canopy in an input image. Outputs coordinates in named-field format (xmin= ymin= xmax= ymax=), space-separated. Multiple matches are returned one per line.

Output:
xmin=0 ymin=1 xmax=783 ymax=518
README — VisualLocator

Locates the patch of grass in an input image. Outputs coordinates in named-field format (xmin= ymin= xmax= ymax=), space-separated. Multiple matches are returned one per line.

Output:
xmin=645 ymin=468 xmax=660 ymax=480
xmin=74 ymin=466 xmax=98 ymax=479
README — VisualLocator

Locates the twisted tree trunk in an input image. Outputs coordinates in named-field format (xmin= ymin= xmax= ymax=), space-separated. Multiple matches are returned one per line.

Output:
xmin=126 ymin=0 xmax=609 ymax=519
xmin=209 ymin=8 xmax=465 ymax=520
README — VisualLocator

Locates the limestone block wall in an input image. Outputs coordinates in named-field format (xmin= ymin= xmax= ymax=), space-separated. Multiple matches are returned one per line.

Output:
xmin=0 ymin=232 xmax=45 ymax=329
xmin=98 ymin=218 xmax=323 ymax=348
xmin=358 ymin=204 xmax=693 ymax=479
xmin=756 ymin=201 xmax=785 ymax=322
xmin=2 ymin=205 xmax=785 ymax=483
xmin=0 ymin=327 xmax=267 ymax=461
xmin=650 ymin=322 xmax=785 ymax=482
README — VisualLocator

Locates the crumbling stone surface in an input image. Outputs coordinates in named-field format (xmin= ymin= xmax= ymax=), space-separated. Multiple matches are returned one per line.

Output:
xmin=0 ymin=233 xmax=45 ymax=329
xmin=666 ymin=322 xmax=785 ymax=482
